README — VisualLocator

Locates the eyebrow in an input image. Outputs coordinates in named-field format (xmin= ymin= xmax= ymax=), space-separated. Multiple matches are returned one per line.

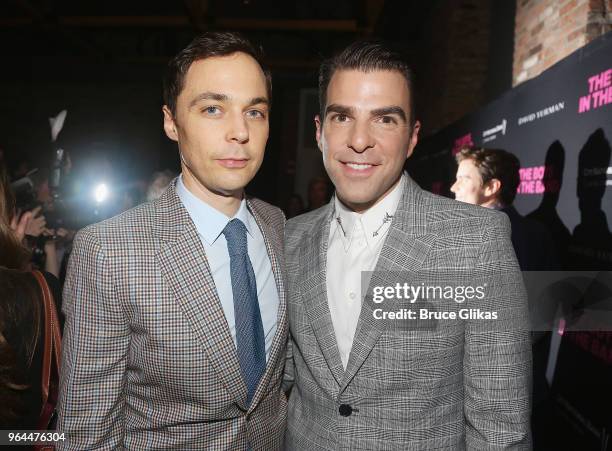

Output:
xmin=189 ymin=92 xmax=269 ymax=108
xmin=189 ymin=92 xmax=227 ymax=107
xmin=325 ymin=104 xmax=407 ymax=122
xmin=246 ymin=96 xmax=269 ymax=107
xmin=325 ymin=104 xmax=354 ymax=116
xmin=370 ymin=106 xmax=407 ymax=122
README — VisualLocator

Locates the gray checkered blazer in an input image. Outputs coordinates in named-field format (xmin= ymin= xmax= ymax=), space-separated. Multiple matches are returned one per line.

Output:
xmin=283 ymin=174 xmax=532 ymax=450
xmin=57 ymin=180 xmax=288 ymax=450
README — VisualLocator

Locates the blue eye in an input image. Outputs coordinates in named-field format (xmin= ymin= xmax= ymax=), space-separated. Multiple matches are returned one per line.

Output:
xmin=203 ymin=106 xmax=220 ymax=115
xmin=246 ymin=110 xmax=265 ymax=119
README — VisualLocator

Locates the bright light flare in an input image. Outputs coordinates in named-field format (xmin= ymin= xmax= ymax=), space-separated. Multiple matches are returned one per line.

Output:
xmin=94 ymin=183 xmax=109 ymax=203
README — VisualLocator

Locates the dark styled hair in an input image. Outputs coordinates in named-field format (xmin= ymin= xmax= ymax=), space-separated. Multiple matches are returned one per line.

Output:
xmin=318 ymin=40 xmax=416 ymax=126
xmin=456 ymin=146 xmax=521 ymax=206
xmin=163 ymin=31 xmax=272 ymax=116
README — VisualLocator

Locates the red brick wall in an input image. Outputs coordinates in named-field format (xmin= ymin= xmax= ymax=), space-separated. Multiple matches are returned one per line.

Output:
xmin=513 ymin=0 xmax=612 ymax=86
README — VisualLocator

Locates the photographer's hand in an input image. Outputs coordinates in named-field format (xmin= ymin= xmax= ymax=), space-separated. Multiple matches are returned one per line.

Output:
xmin=10 ymin=209 xmax=32 ymax=242
xmin=24 ymin=206 xmax=46 ymax=237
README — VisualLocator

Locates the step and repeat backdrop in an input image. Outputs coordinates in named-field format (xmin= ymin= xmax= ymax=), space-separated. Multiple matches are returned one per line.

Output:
xmin=409 ymin=32 xmax=612 ymax=449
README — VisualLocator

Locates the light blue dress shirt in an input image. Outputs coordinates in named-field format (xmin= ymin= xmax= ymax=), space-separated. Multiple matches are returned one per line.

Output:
xmin=176 ymin=176 xmax=279 ymax=361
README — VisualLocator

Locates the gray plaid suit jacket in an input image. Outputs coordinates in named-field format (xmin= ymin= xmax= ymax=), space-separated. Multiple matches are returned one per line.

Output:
xmin=283 ymin=174 xmax=532 ymax=450
xmin=57 ymin=181 xmax=288 ymax=450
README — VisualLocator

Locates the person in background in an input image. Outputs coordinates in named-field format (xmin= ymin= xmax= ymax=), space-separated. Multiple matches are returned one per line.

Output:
xmin=451 ymin=146 xmax=558 ymax=430
xmin=1 ymin=162 xmax=31 ymax=269
xmin=20 ymin=204 xmax=66 ymax=279
xmin=146 ymin=169 xmax=176 ymax=202
xmin=305 ymin=175 xmax=330 ymax=211
xmin=118 ymin=186 xmax=143 ymax=213
xmin=451 ymin=146 xmax=558 ymax=270
xmin=0 ymin=160 xmax=62 ymax=429
xmin=4 ymin=158 xmax=69 ymax=279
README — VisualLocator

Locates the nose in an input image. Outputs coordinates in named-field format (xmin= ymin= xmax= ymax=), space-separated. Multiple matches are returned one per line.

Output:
xmin=227 ymin=113 xmax=249 ymax=144
xmin=347 ymin=121 xmax=374 ymax=154
xmin=450 ymin=180 xmax=459 ymax=194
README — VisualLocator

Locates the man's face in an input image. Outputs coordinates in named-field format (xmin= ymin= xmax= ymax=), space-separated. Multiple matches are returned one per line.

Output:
xmin=451 ymin=159 xmax=487 ymax=205
xmin=315 ymin=69 xmax=419 ymax=212
xmin=163 ymin=52 xmax=269 ymax=198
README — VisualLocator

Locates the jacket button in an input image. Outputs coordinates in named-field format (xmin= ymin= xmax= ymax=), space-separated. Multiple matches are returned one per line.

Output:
xmin=339 ymin=404 xmax=353 ymax=416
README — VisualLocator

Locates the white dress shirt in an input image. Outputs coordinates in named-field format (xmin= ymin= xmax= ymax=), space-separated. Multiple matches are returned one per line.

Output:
xmin=176 ymin=175 xmax=279 ymax=361
xmin=326 ymin=175 xmax=404 ymax=368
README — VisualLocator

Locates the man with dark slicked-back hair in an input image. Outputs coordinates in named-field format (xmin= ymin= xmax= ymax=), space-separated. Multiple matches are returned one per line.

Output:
xmin=283 ymin=40 xmax=532 ymax=450
xmin=58 ymin=32 xmax=288 ymax=450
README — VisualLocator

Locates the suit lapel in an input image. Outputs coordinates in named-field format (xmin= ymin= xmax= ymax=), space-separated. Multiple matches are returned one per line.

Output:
xmin=300 ymin=202 xmax=346 ymax=387
xmin=340 ymin=175 xmax=437 ymax=392
xmin=247 ymin=199 xmax=288 ymax=411
xmin=154 ymin=183 xmax=248 ymax=408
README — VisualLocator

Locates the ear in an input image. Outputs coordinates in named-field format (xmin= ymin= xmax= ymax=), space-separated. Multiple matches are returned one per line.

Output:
xmin=162 ymin=105 xmax=179 ymax=142
xmin=314 ymin=114 xmax=323 ymax=153
xmin=406 ymin=120 xmax=421 ymax=158
xmin=484 ymin=178 xmax=502 ymax=198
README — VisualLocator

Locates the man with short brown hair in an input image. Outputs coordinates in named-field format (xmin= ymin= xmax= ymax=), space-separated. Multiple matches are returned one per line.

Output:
xmin=58 ymin=32 xmax=287 ymax=450
xmin=452 ymin=146 xmax=558 ymax=270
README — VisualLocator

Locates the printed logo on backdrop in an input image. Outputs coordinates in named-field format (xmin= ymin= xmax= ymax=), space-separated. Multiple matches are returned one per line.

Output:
xmin=517 ymin=101 xmax=565 ymax=126
xmin=578 ymin=68 xmax=612 ymax=113
xmin=451 ymin=133 xmax=473 ymax=155
xmin=481 ymin=119 xmax=506 ymax=143
xmin=581 ymin=165 xmax=612 ymax=187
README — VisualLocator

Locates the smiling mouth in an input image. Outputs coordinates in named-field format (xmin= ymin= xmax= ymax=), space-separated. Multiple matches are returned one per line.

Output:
xmin=343 ymin=162 xmax=376 ymax=171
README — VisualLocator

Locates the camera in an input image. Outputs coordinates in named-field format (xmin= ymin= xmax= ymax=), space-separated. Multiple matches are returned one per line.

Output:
xmin=10 ymin=149 xmax=68 ymax=269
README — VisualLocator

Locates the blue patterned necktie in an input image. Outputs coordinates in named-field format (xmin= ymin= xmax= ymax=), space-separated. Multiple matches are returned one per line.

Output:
xmin=222 ymin=218 xmax=266 ymax=405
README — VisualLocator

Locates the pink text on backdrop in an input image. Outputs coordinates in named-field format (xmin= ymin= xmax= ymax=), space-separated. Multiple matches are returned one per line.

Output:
xmin=517 ymin=165 xmax=561 ymax=194
xmin=578 ymin=68 xmax=612 ymax=113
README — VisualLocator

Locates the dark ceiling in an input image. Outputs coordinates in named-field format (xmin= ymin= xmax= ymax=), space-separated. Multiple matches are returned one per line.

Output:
xmin=0 ymin=0 xmax=515 ymax=207
xmin=1 ymin=0 xmax=436 ymax=78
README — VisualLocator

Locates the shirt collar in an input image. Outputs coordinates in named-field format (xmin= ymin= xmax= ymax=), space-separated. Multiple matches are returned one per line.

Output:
xmin=332 ymin=196 xmax=359 ymax=251
xmin=176 ymin=174 xmax=253 ymax=245
xmin=332 ymin=173 xmax=405 ymax=252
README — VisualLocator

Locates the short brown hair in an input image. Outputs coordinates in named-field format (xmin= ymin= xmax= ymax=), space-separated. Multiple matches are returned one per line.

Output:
xmin=163 ymin=32 xmax=272 ymax=116
xmin=456 ymin=146 xmax=520 ymax=206
xmin=318 ymin=40 xmax=416 ymax=126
